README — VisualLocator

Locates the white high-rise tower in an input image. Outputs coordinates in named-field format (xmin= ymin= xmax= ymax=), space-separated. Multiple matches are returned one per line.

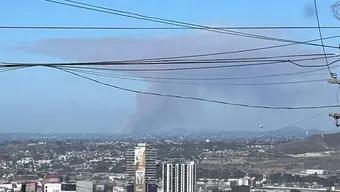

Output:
xmin=162 ymin=161 xmax=196 ymax=192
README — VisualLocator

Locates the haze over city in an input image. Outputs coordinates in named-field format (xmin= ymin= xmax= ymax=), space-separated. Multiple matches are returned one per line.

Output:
xmin=3 ymin=1 xmax=340 ymax=192
xmin=1 ymin=0 xmax=340 ymax=134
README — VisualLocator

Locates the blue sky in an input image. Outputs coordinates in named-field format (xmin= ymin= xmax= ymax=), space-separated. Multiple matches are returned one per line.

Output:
xmin=0 ymin=0 xmax=340 ymax=133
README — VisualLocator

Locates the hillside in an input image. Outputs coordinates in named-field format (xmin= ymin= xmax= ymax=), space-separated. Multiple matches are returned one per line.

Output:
xmin=277 ymin=132 xmax=340 ymax=154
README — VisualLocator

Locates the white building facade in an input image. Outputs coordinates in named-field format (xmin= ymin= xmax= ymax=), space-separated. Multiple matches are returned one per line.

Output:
xmin=162 ymin=161 xmax=196 ymax=192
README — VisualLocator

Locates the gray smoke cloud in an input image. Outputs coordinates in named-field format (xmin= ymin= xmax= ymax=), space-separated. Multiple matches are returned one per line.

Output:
xmin=123 ymin=83 xmax=202 ymax=134
xmin=16 ymin=32 xmax=339 ymax=134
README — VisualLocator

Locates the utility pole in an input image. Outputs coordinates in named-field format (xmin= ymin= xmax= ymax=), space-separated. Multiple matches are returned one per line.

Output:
xmin=329 ymin=113 xmax=340 ymax=127
xmin=327 ymin=73 xmax=339 ymax=84
xmin=328 ymin=72 xmax=340 ymax=127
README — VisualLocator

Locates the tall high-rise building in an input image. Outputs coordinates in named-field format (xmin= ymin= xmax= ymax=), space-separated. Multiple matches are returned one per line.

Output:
xmin=126 ymin=143 xmax=157 ymax=192
xmin=162 ymin=161 xmax=196 ymax=192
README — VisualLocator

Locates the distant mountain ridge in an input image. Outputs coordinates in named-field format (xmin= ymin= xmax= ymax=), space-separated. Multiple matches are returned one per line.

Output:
xmin=267 ymin=126 xmax=325 ymax=138
xmin=277 ymin=131 xmax=340 ymax=154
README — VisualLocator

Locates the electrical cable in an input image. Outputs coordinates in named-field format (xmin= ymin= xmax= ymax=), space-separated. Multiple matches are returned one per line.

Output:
xmin=1 ymin=26 xmax=340 ymax=30
xmin=314 ymin=0 xmax=332 ymax=74
xmin=271 ymin=110 xmax=327 ymax=134
xmin=43 ymin=61 xmax=305 ymax=72
xmin=1 ymin=53 xmax=336 ymax=67
xmin=123 ymin=35 xmax=340 ymax=62
xmin=2 ymin=55 xmax=339 ymax=72
xmin=55 ymin=65 xmax=336 ymax=81
xmin=41 ymin=57 xmax=340 ymax=72
xmin=60 ymin=67 xmax=328 ymax=87
xmin=63 ymin=62 xmax=340 ymax=81
xmin=0 ymin=67 xmax=28 ymax=73
xmin=128 ymin=53 xmax=335 ymax=62
xmin=62 ymin=0 xmax=340 ymax=50
xmin=44 ymin=0 xmax=339 ymax=50
xmin=53 ymin=66 xmax=340 ymax=110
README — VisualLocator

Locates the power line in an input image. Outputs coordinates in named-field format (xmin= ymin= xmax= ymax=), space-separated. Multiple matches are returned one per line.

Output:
xmin=271 ymin=110 xmax=326 ymax=134
xmin=314 ymin=0 xmax=332 ymax=74
xmin=130 ymin=53 xmax=335 ymax=62
xmin=25 ymin=61 xmax=304 ymax=72
xmin=44 ymin=0 xmax=340 ymax=50
xmin=122 ymin=35 xmax=340 ymax=62
xmin=0 ymin=60 xmax=288 ymax=69
xmin=5 ymin=33 xmax=337 ymax=68
xmin=61 ymin=0 xmax=340 ymax=50
xmin=61 ymin=67 xmax=328 ymax=86
xmin=2 ymin=55 xmax=339 ymax=72
xmin=30 ymin=57 xmax=340 ymax=72
xmin=3 ymin=27 xmax=338 ymax=67
xmin=54 ymin=66 xmax=340 ymax=110
xmin=49 ymin=60 xmax=340 ymax=85
xmin=58 ymin=64 xmax=339 ymax=81
xmin=1 ymin=25 xmax=340 ymax=30
xmin=0 ymin=67 xmax=28 ymax=73
xmin=1 ymin=53 xmax=336 ymax=66
xmin=1 ymin=60 xmax=288 ymax=72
